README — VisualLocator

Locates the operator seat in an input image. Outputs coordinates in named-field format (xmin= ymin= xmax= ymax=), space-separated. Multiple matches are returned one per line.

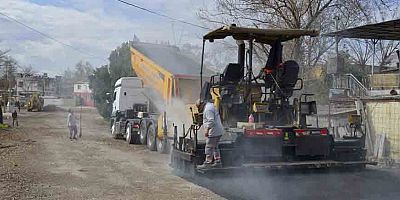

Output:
xmin=222 ymin=63 xmax=243 ymax=84
xmin=280 ymin=60 xmax=300 ymax=97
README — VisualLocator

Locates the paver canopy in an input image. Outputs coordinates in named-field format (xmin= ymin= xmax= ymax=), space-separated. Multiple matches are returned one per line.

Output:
xmin=324 ymin=19 xmax=400 ymax=41
xmin=203 ymin=25 xmax=319 ymax=44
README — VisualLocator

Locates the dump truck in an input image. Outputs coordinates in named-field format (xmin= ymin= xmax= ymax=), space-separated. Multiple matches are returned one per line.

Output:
xmin=170 ymin=25 xmax=376 ymax=174
xmin=109 ymin=77 xmax=151 ymax=144
xmin=122 ymin=42 xmax=212 ymax=153
xmin=27 ymin=93 xmax=44 ymax=112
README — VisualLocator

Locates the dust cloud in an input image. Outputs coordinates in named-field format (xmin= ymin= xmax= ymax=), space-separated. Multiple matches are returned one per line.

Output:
xmin=142 ymin=87 xmax=195 ymax=137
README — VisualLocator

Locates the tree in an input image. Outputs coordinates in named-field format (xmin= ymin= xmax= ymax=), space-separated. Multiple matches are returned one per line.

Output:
xmin=0 ymin=56 xmax=18 ymax=92
xmin=344 ymin=3 xmax=400 ymax=73
xmin=109 ymin=41 xmax=135 ymax=84
xmin=21 ymin=65 xmax=36 ymax=75
xmin=90 ymin=40 xmax=138 ymax=119
xmin=198 ymin=0 xmax=395 ymax=76
xmin=89 ymin=65 xmax=112 ymax=119
xmin=60 ymin=60 xmax=94 ymax=97
xmin=74 ymin=61 xmax=94 ymax=81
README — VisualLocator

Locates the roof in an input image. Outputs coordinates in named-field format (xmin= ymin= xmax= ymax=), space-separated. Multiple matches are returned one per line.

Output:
xmin=324 ymin=19 xmax=400 ymax=40
xmin=131 ymin=42 xmax=214 ymax=77
xmin=203 ymin=25 xmax=319 ymax=44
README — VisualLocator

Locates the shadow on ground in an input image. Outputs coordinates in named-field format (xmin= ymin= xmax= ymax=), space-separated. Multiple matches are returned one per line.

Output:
xmin=176 ymin=167 xmax=400 ymax=200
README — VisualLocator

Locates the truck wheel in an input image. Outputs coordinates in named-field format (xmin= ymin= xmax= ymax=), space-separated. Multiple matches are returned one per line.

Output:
xmin=157 ymin=137 xmax=169 ymax=154
xmin=146 ymin=123 xmax=157 ymax=151
xmin=126 ymin=123 xmax=134 ymax=144
xmin=139 ymin=121 xmax=147 ymax=145
xmin=111 ymin=123 xmax=119 ymax=139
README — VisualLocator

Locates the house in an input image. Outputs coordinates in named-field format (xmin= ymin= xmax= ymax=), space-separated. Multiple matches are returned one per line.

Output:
xmin=73 ymin=82 xmax=94 ymax=107
xmin=15 ymin=73 xmax=62 ymax=97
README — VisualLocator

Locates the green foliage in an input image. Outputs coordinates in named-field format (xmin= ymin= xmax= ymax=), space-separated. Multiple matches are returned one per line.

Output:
xmin=109 ymin=41 xmax=135 ymax=84
xmin=90 ymin=40 xmax=137 ymax=119
xmin=89 ymin=65 xmax=112 ymax=119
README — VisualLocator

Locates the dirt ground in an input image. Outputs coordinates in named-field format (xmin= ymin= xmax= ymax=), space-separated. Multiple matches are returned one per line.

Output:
xmin=2 ymin=108 xmax=400 ymax=200
xmin=0 ymin=108 xmax=223 ymax=200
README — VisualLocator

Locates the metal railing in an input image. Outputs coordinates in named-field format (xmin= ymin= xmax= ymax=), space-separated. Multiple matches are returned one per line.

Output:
xmin=331 ymin=74 xmax=368 ymax=98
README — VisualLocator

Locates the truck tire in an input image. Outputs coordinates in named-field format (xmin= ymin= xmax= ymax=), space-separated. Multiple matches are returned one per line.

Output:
xmin=126 ymin=123 xmax=134 ymax=144
xmin=139 ymin=121 xmax=147 ymax=145
xmin=111 ymin=123 xmax=119 ymax=139
xmin=157 ymin=137 xmax=169 ymax=154
xmin=146 ymin=123 xmax=157 ymax=151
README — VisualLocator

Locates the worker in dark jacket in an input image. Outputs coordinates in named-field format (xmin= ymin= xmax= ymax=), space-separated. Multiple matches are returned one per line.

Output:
xmin=15 ymin=101 xmax=20 ymax=112
xmin=196 ymin=99 xmax=224 ymax=169
xmin=12 ymin=109 xmax=18 ymax=127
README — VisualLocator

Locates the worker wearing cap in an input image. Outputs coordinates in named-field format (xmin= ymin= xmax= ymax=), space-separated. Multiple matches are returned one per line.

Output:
xmin=196 ymin=99 xmax=224 ymax=169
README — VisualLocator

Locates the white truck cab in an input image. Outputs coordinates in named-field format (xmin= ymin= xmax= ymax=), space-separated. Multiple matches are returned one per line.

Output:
xmin=110 ymin=77 xmax=149 ymax=143
xmin=112 ymin=77 xmax=147 ymax=115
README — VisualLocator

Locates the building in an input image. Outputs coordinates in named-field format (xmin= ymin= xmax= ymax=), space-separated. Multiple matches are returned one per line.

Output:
xmin=73 ymin=82 xmax=94 ymax=107
xmin=14 ymin=73 xmax=62 ymax=97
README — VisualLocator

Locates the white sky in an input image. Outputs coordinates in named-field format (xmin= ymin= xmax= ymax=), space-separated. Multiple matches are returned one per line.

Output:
xmin=0 ymin=0 xmax=214 ymax=75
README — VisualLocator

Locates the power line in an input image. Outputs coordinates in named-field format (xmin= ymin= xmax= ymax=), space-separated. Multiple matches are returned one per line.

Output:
xmin=115 ymin=0 xmax=211 ymax=30
xmin=114 ymin=0 xmax=238 ymax=48
xmin=0 ymin=11 xmax=106 ymax=61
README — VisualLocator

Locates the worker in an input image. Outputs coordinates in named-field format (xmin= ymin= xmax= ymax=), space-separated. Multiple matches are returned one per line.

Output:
xmin=196 ymin=99 xmax=224 ymax=169
xmin=12 ymin=109 xmax=18 ymax=127
xmin=67 ymin=109 xmax=78 ymax=140
xmin=15 ymin=101 xmax=20 ymax=112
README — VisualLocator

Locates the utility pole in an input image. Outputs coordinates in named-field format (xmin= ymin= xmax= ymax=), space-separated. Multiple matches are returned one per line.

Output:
xmin=5 ymin=59 xmax=10 ymax=112
xmin=334 ymin=16 xmax=340 ymax=74
xmin=371 ymin=39 xmax=378 ymax=75
xmin=79 ymin=93 xmax=82 ymax=138
xmin=5 ymin=59 xmax=9 ymax=92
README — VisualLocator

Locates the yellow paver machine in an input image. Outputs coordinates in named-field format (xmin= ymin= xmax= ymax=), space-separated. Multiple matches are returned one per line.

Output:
xmin=170 ymin=25 xmax=376 ymax=174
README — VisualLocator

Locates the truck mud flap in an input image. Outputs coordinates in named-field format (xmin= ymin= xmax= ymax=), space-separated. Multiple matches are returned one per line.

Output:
xmin=196 ymin=160 xmax=377 ymax=173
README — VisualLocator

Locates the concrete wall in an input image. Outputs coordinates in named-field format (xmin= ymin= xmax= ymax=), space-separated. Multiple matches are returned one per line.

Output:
xmin=366 ymin=101 xmax=400 ymax=160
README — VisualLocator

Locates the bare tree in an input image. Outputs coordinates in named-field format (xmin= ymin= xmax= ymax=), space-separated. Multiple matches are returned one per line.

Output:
xmin=345 ymin=3 xmax=400 ymax=72
xmin=21 ymin=65 xmax=36 ymax=75
xmin=198 ymin=0 xmax=395 ymax=77
xmin=346 ymin=39 xmax=373 ymax=67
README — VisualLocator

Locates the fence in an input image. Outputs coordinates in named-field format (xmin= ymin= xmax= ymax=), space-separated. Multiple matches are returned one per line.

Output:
xmin=367 ymin=73 xmax=400 ymax=90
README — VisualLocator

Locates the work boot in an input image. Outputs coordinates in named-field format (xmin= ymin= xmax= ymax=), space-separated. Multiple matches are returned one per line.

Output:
xmin=211 ymin=160 xmax=222 ymax=168
xmin=197 ymin=161 xmax=213 ymax=169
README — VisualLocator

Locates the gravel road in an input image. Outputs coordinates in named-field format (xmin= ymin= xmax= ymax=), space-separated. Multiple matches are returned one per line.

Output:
xmin=0 ymin=108 xmax=223 ymax=200
xmin=1 ymin=108 xmax=400 ymax=200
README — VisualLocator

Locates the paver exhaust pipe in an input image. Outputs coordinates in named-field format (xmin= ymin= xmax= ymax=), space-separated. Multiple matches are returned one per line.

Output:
xmin=237 ymin=40 xmax=245 ymax=70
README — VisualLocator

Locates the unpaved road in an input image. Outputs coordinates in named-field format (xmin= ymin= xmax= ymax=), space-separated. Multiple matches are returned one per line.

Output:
xmin=1 ymin=108 xmax=400 ymax=200
xmin=0 ymin=108 xmax=223 ymax=200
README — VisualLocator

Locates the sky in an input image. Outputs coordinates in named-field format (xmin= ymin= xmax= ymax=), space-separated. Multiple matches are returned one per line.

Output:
xmin=0 ymin=0 xmax=213 ymax=75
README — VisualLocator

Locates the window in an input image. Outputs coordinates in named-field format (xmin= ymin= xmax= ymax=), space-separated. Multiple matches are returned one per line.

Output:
xmin=77 ymin=85 xmax=81 ymax=90
xmin=124 ymin=92 xmax=127 ymax=96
